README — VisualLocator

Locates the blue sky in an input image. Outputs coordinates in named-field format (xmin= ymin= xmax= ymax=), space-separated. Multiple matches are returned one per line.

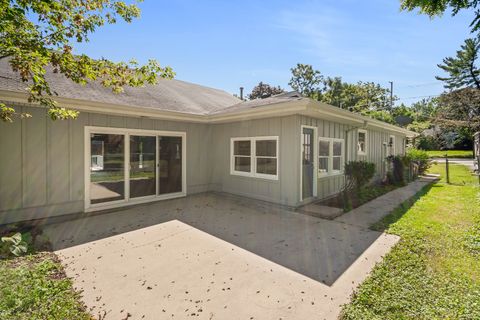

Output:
xmin=75 ymin=0 xmax=474 ymax=105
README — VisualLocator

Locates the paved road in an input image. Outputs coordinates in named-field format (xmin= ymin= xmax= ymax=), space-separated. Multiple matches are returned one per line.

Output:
xmin=432 ymin=158 xmax=476 ymax=171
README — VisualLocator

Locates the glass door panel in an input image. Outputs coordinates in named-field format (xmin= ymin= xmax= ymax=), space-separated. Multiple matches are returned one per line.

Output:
xmin=130 ymin=136 xmax=157 ymax=198
xmin=90 ymin=134 xmax=125 ymax=204
xmin=302 ymin=128 xmax=314 ymax=200
xmin=158 ymin=136 xmax=183 ymax=195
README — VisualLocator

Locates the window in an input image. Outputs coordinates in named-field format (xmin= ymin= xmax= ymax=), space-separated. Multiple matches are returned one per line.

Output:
xmin=231 ymin=136 xmax=278 ymax=179
xmin=318 ymin=138 xmax=344 ymax=176
xmin=318 ymin=139 xmax=330 ymax=174
xmin=357 ymin=129 xmax=367 ymax=155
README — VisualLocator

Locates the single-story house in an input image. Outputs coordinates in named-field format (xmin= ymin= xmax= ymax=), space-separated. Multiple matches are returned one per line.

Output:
xmin=0 ymin=60 xmax=417 ymax=224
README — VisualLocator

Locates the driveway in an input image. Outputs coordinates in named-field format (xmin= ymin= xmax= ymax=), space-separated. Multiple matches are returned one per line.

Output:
xmin=44 ymin=192 xmax=402 ymax=320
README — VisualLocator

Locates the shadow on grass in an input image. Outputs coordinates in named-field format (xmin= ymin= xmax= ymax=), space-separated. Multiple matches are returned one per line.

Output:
xmin=370 ymin=182 xmax=435 ymax=232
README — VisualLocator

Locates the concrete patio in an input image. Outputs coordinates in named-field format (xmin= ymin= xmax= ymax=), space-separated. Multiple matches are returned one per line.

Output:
xmin=43 ymin=178 xmax=434 ymax=319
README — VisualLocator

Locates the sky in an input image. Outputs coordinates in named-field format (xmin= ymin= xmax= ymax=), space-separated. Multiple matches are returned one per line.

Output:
xmin=75 ymin=0 xmax=475 ymax=105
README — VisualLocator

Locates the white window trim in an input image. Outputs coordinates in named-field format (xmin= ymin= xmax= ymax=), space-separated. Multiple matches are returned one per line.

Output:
xmin=357 ymin=129 xmax=368 ymax=156
xmin=230 ymin=136 xmax=279 ymax=180
xmin=84 ymin=126 xmax=187 ymax=212
xmin=318 ymin=137 xmax=345 ymax=177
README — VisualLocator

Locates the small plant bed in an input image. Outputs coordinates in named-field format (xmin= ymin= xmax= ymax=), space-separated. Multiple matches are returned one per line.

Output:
xmin=316 ymin=183 xmax=398 ymax=212
xmin=340 ymin=164 xmax=480 ymax=319
xmin=0 ymin=225 xmax=91 ymax=319
xmin=426 ymin=149 xmax=473 ymax=158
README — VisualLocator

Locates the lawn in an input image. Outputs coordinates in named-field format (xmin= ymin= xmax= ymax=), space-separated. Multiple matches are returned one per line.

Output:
xmin=0 ymin=249 xmax=91 ymax=319
xmin=341 ymin=164 xmax=480 ymax=319
xmin=426 ymin=149 xmax=473 ymax=158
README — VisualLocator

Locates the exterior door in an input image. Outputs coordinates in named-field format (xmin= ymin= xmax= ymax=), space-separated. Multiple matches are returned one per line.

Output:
xmin=86 ymin=127 xmax=186 ymax=211
xmin=302 ymin=127 xmax=315 ymax=200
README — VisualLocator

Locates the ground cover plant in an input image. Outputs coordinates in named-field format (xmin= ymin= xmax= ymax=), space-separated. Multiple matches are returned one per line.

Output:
xmin=0 ymin=225 xmax=91 ymax=319
xmin=341 ymin=164 xmax=480 ymax=319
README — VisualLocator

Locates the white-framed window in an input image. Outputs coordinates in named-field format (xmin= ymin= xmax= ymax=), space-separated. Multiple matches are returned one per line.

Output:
xmin=389 ymin=135 xmax=396 ymax=155
xmin=318 ymin=137 xmax=344 ymax=176
xmin=357 ymin=129 xmax=368 ymax=155
xmin=230 ymin=136 xmax=279 ymax=180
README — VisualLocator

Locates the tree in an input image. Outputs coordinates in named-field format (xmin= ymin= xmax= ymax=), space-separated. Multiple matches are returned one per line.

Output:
xmin=248 ymin=82 xmax=285 ymax=100
xmin=400 ymin=0 xmax=480 ymax=33
xmin=437 ymin=87 xmax=480 ymax=132
xmin=288 ymin=63 xmax=323 ymax=99
xmin=436 ymin=38 xmax=480 ymax=89
xmin=0 ymin=1 xmax=174 ymax=122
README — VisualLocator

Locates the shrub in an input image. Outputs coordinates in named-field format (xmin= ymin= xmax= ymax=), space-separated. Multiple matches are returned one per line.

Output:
xmin=344 ymin=161 xmax=376 ymax=191
xmin=387 ymin=155 xmax=406 ymax=186
xmin=415 ymin=134 xmax=441 ymax=150
xmin=406 ymin=148 xmax=431 ymax=175
xmin=1 ymin=232 xmax=29 ymax=257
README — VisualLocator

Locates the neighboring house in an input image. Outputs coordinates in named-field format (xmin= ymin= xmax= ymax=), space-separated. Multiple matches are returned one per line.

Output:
xmin=0 ymin=61 xmax=417 ymax=224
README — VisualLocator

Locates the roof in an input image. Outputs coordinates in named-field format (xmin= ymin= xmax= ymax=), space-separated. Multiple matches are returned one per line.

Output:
xmin=0 ymin=60 xmax=417 ymax=137
xmin=0 ymin=59 xmax=240 ymax=115
xmin=210 ymin=91 xmax=306 ymax=115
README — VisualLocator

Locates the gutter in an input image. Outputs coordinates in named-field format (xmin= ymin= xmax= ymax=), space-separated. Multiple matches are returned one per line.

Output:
xmin=0 ymin=89 xmax=418 ymax=138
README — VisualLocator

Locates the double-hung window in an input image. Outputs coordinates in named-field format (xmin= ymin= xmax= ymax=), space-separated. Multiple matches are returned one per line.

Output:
xmin=318 ymin=137 xmax=344 ymax=176
xmin=231 ymin=136 xmax=279 ymax=180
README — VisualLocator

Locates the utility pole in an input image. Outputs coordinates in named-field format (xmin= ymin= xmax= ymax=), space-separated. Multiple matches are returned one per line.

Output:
xmin=389 ymin=81 xmax=393 ymax=109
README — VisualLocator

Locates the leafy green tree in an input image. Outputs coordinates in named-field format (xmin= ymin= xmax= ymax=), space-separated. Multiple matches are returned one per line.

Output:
xmin=436 ymin=38 xmax=480 ymax=89
xmin=288 ymin=63 xmax=323 ymax=99
xmin=0 ymin=0 xmax=174 ymax=122
xmin=410 ymin=98 xmax=439 ymax=122
xmin=248 ymin=82 xmax=285 ymax=100
xmin=400 ymin=0 xmax=480 ymax=33
xmin=437 ymin=87 xmax=480 ymax=131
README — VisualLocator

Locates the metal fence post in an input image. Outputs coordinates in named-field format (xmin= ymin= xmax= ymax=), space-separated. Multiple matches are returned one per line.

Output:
xmin=445 ymin=153 xmax=450 ymax=184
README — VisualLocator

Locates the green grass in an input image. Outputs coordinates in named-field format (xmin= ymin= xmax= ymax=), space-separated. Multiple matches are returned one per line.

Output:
xmin=0 ymin=252 xmax=91 ymax=320
xmin=341 ymin=164 xmax=480 ymax=320
xmin=426 ymin=150 xmax=473 ymax=158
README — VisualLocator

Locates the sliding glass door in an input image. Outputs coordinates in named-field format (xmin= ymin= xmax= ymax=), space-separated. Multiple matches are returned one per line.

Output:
xmin=90 ymin=133 xmax=125 ymax=204
xmin=159 ymin=136 xmax=183 ymax=195
xmin=87 ymin=128 xmax=185 ymax=210
xmin=130 ymin=135 xmax=156 ymax=198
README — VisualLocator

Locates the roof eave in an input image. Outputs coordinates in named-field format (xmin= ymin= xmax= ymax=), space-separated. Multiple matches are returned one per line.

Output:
xmin=305 ymin=99 xmax=418 ymax=137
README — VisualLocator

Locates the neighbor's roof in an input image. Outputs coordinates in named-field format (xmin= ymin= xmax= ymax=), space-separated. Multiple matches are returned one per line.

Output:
xmin=210 ymin=91 xmax=306 ymax=115
xmin=0 ymin=59 xmax=240 ymax=115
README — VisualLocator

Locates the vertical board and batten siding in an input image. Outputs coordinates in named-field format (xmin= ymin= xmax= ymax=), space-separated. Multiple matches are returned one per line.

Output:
xmin=299 ymin=116 xmax=354 ymax=200
xmin=355 ymin=128 xmax=406 ymax=179
xmin=209 ymin=115 xmax=300 ymax=206
xmin=0 ymin=103 xmax=211 ymax=224
xmin=300 ymin=116 xmax=408 ymax=201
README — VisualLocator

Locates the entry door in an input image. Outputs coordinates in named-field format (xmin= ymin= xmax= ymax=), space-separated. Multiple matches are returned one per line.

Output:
xmin=302 ymin=127 xmax=315 ymax=200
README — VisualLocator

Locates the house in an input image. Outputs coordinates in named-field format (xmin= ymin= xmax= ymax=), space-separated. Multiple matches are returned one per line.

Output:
xmin=0 ymin=60 xmax=417 ymax=224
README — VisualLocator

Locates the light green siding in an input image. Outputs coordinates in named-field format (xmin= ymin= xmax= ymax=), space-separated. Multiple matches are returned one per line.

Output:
xmin=0 ymin=102 xmax=410 ymax=224
xmin=0 ymin=103 xmax=212 ymax=224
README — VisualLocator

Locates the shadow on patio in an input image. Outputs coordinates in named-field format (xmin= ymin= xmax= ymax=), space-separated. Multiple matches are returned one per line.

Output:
xmin=43 ymin=192 xmax=385 ymax=286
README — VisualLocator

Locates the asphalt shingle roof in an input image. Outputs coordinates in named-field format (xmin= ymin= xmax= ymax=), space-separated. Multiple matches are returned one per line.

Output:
xmin=0 ymin=59 xmax=241 ymax=115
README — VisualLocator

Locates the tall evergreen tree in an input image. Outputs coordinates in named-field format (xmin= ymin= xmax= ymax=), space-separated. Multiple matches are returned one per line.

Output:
xmin=436 ymin=38 xmax=480 ymax=89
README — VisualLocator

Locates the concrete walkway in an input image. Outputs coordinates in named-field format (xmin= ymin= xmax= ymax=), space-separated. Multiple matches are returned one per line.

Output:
xmin=335 ymin=176 xmax=437 ymax=228
xmin=45 ymin=178 xmax=436 ymax=320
